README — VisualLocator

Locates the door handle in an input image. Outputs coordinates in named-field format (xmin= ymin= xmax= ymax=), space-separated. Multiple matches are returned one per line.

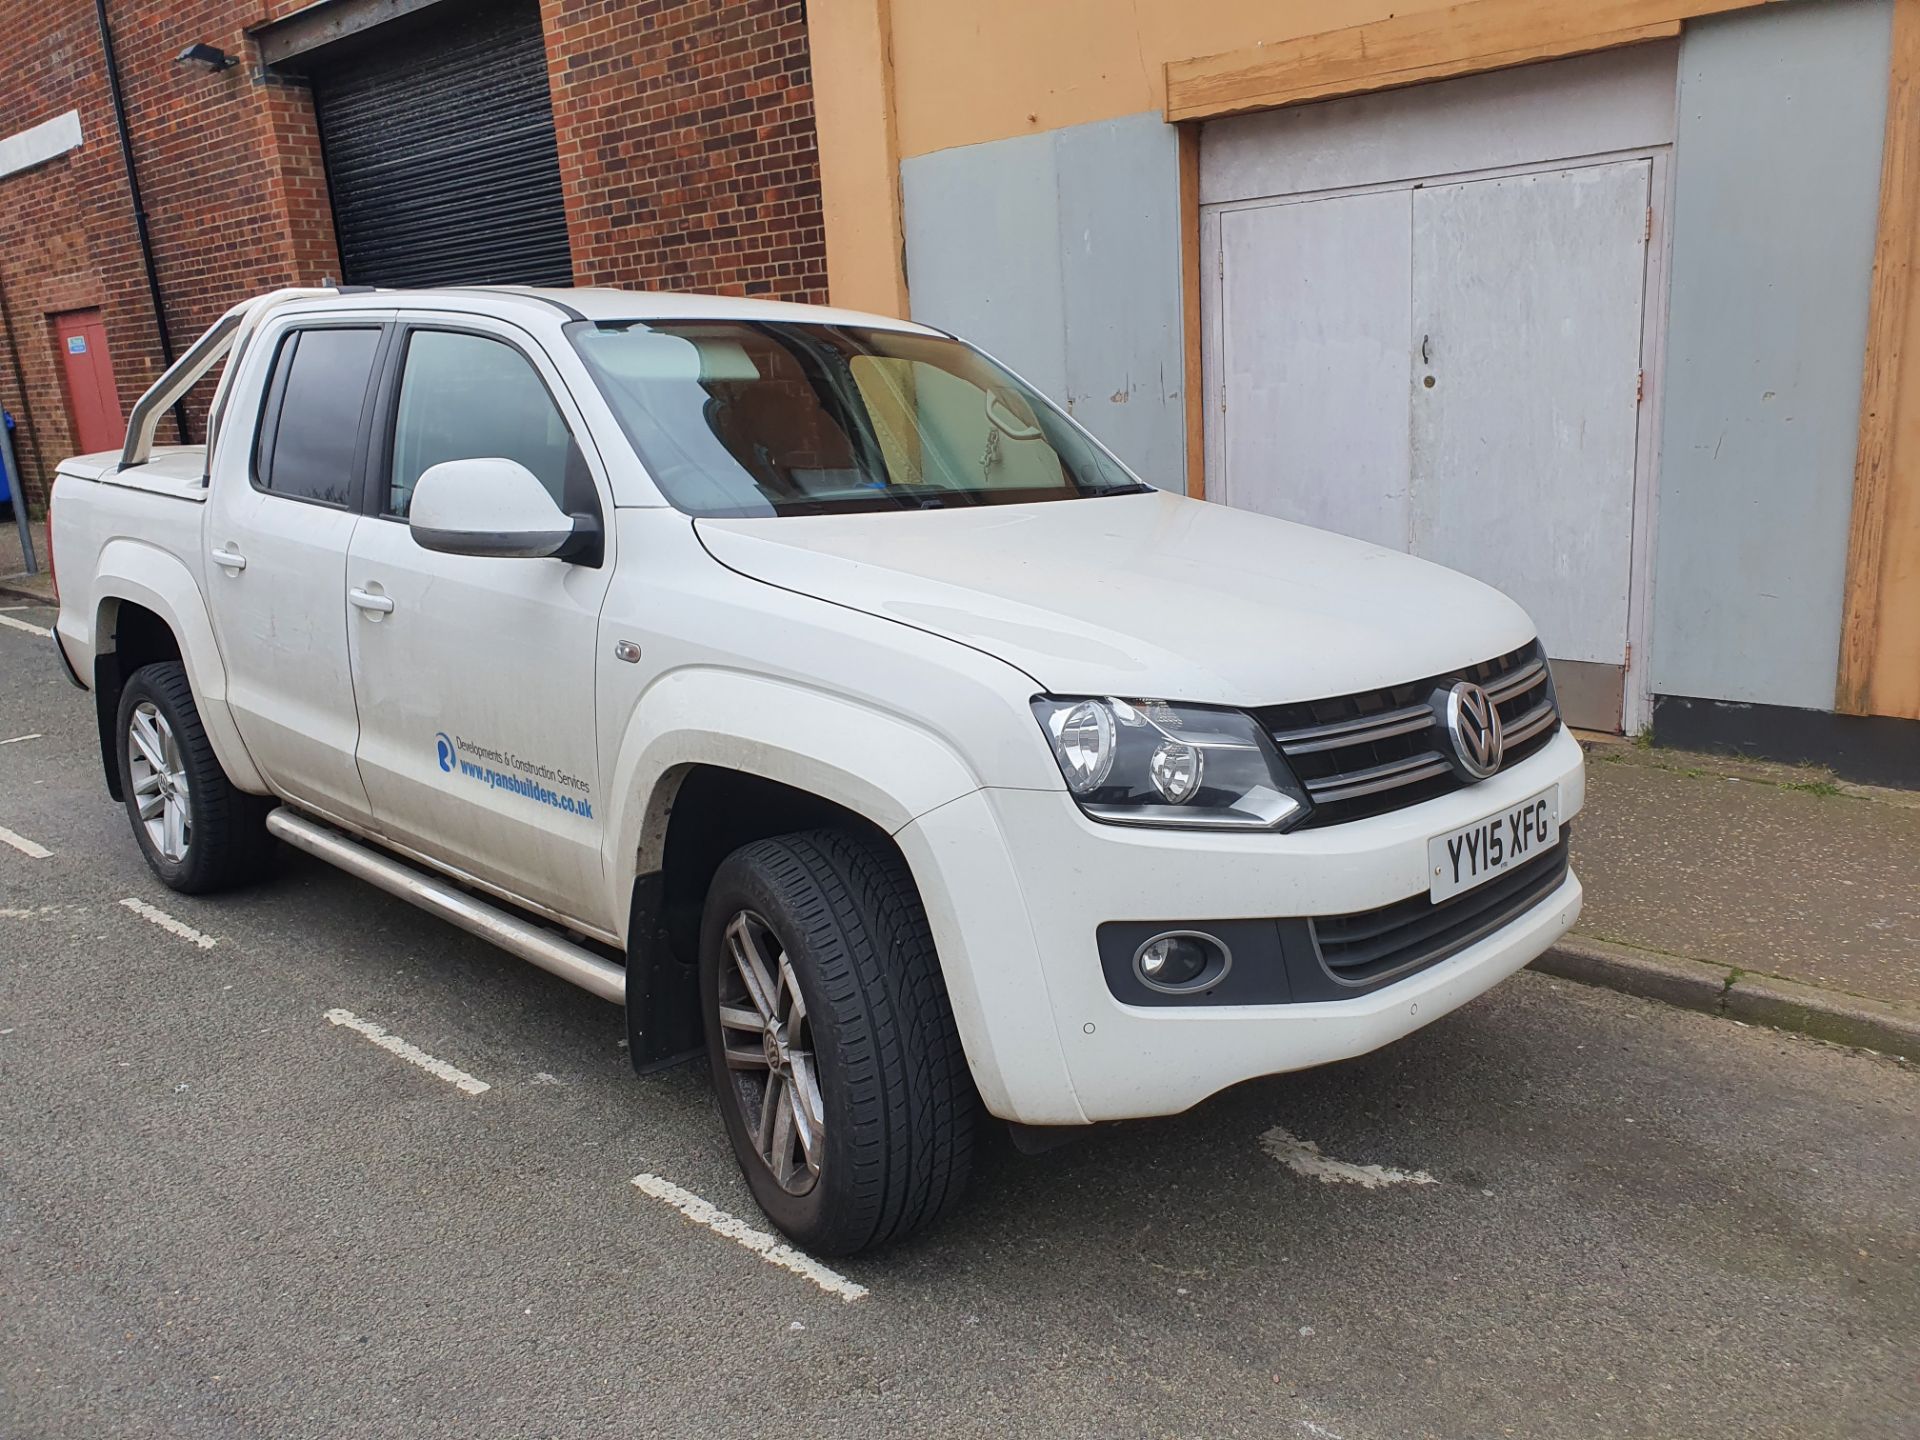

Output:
xmin=210 ymin=547 xmax=247 ymax=572
xmin=348 ymin=587 xmax=395 ymax=614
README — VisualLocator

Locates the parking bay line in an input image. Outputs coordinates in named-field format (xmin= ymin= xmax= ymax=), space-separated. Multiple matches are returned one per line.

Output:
xmin=0 ymin=613 xmax=52 ymax=637
xmin=630 ymin=1173 xmax=869 ymax=1302
xmin=119 ymin=896 xmax=218 ymax=949
xmin=323 ymin=1008 xmax=491 ymax=1095
xmin=0 ymin=824 xmax=52 ymax=859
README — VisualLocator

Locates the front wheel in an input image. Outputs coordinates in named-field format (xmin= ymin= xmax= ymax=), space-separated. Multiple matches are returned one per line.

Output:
xmin=699 ymin=828 xmax=976 ymax=1256
xmin=116 ymin=662 xmax=273 ymax=894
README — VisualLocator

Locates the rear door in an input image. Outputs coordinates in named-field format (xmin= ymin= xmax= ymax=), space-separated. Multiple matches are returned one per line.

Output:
xmin=345 ymin=315 xmax=615 ymax=926
xmin=204 ymin=314 xmax=391 ymax=825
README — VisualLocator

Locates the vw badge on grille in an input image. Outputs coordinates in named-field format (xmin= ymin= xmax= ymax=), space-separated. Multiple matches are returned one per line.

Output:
xmin=1441 ymin=680 xmax=1504 ymax=781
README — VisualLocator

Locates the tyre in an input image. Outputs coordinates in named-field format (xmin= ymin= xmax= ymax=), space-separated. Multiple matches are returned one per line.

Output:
xmin=699 ymin=828 xmax=976 ymax=1255
xmin=116 ymin=661 xmax=274 ymax=894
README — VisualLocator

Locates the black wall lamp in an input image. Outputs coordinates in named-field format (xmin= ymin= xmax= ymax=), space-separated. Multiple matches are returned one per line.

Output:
xmin=175 ymin=42 xmax=238 ymax=72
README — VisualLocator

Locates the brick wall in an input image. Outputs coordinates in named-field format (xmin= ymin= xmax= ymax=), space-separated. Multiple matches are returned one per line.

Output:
xmin=0 ymin=0 xmax=828 ymax=512
xmin=0 ymin=1 xmax=340 ymax=511
xmin=541 ymin=0 xmax=827 ymax=302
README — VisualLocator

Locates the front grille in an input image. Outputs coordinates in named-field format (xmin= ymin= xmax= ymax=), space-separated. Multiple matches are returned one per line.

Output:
xmin=1255 ymin=640 xmax=1560 ymax=828
xmin=1312 ymin=836 xmax=1572 ymax=988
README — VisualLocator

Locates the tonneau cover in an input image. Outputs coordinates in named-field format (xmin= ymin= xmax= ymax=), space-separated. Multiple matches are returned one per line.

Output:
xmin=57 ymin=445 xmax=209 ymax=501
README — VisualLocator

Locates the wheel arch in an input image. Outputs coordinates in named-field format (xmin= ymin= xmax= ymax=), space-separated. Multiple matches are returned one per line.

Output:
xmin=607 ymin=672 xmax=985 ymax=1071
xmin=90 ymin=541 xmax=266 ymax=799
xmin=622 ymin=762 xmax=924 ymax=1072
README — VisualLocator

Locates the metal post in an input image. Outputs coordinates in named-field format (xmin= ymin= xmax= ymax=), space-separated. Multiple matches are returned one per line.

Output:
xmin=1 ymin=411 xmax=36 ymax=575
xmin=94 ymin=0 xmax=189 ymax=445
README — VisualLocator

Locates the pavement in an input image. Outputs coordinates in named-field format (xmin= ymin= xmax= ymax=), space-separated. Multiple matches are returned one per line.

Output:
xmin=1555 ymin=740 xmax=1920 ymax=1058
xmin=3 ymin=600 xmax=1919 ymax=1437
xmin=0 ymin=513 xmax=53 ymax=605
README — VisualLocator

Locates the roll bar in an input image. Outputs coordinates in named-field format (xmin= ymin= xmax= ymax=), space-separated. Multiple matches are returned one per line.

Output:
xmin=119 ymin=287 xmax=341 ymax=472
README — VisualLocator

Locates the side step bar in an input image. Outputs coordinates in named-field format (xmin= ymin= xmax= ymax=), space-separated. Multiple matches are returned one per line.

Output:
xmin=266 ymin=808 xmax=627 ymax=1005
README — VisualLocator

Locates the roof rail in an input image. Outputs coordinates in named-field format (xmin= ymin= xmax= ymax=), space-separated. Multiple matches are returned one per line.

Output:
xmin=120 ymin=287 xmax=338 ymax=471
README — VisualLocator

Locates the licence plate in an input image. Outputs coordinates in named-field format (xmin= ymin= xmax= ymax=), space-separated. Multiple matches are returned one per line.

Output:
xmin=1427 ymin=786 xmax=1560 ymax=903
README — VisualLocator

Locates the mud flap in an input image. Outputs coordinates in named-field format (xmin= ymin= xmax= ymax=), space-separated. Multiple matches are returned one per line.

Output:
xmin=624 ymin=872 xmax=703 ymax=1073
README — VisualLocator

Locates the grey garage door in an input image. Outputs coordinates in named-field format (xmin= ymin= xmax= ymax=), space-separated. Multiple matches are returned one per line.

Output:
xmin=309 ymin=0 xmax=573 ymax=288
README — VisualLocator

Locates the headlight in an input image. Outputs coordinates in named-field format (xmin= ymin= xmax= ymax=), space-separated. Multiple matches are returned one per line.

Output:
xmin=1031 ymin=696 xmax=1309 ymax=830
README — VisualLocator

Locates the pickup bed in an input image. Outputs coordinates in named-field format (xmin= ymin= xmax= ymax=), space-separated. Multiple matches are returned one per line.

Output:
xmin=51 ymin=285 xmax=1584 ymax=1253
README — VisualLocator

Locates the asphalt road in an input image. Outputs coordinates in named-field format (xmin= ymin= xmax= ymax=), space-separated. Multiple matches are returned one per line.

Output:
xmin=2 ymin=601 xmax=1916 ymax=1440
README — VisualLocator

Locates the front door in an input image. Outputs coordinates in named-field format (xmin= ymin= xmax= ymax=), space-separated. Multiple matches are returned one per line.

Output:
xmin=345 ymin=319 xmax=613 ymax=926
xmin=203 ymin=317 xmax=387 ymax=826
xmin=54 ymin=310 xmax=126 ymax=456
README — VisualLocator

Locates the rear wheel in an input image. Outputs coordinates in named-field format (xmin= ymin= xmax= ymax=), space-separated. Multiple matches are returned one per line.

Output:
xmin=116 ymin=662 xmax=273 ymax=894
xmin=699 ymin=828 xmax=976 ymax=1255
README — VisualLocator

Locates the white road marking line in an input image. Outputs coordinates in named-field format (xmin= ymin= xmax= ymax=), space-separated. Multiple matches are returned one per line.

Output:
xmin=0 ymin=613 xmax=52 ymax=637
xmin=630 ymin=1173 xmax=869 ymax=1302
xmin=323 ymin=1008 xmax=491 ymax=1095
xmin=0 ymin=824 xmax=52 ymax=859
xmin=1260 ymin=1126 xmax=1438 ymax=1190
xmin=0 ymin=733 xmax=43 ymax=745
xmin=119 ymin=896 xmax=217 ymax=949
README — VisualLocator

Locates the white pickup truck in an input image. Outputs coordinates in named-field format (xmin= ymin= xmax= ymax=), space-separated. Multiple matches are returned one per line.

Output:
xmin=50 ymin=286 xmax=1584 ymax=1254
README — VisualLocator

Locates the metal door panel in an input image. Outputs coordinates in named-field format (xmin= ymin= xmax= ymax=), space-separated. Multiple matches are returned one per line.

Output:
xmin=1410 ymin=161 xmax=1650 ymax=707
xmin=309 ymin=0 xmax=571 ymax=288
xmin=1217 ymin=190 xmax=1413 ymax=551
xmin=54 ymin=311 xmax=125 ymax=456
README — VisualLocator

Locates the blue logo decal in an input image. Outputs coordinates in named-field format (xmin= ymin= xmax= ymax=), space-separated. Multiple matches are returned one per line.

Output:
xmin=435 ymin=733 xmax=456 ymax=773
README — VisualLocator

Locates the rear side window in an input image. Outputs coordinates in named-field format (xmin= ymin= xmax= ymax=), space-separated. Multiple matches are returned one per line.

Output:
xmin=253 ymin=326 xmax=382 ymax=506
xmin=387 ymin=329 xmax=585 ymax=518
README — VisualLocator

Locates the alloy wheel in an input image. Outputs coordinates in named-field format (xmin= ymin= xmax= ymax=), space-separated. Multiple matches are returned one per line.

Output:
xmin=128 ymin=701 xmax=191 ymax=863
xmin=715 ymin=910 xmax=823 ymax=1195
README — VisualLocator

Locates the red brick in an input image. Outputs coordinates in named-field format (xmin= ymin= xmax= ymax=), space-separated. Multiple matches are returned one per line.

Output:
xmin=0 ymin=0 xmax=825 ymax=510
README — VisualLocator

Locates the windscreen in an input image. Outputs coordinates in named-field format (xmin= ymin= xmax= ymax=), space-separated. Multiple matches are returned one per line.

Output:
xmin=565 ymin=320 xmax=1149 ymax=517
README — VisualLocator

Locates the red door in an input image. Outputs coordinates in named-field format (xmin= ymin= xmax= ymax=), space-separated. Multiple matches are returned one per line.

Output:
xmin=54 ymin=310 xmax=126 ymax=456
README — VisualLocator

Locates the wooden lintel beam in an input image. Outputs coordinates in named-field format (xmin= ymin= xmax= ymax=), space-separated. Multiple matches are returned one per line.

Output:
xmin=1164 ymin=0 xmax=1782 ymax=123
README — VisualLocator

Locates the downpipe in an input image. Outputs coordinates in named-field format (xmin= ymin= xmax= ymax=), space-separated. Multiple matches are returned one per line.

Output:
xmin=265 ymin=808 xmax=627 ymax=1004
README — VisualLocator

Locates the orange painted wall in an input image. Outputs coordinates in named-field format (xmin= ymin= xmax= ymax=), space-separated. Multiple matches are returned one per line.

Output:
xmin=812 ymin=0 xmax=1457 ymax=315
xmin=887 ymin=0 xmax=1456 ymax=160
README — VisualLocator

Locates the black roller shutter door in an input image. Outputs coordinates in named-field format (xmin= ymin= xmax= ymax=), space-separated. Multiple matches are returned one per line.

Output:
xmin=310 ymin=0 xmax=573 ymax=288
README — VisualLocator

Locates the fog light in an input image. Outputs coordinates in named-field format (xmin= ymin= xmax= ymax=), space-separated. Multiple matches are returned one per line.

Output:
xmin=1133 ymin=930 xmax=1231 ymax=993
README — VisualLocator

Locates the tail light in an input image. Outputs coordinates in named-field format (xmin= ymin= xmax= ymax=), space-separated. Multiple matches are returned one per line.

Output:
xmin=45 ymin=486 xmax=57 ymax=602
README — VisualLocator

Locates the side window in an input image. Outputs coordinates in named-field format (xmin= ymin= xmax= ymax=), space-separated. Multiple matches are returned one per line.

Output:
xmin=388 ymin=329 xmax=584 ymax=518
xmin=253 ymin=327 xmax=383 ymax=507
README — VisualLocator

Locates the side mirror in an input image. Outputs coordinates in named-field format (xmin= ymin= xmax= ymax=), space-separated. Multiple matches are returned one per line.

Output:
xmin=407 ymin=458 xmax=598 ymax=561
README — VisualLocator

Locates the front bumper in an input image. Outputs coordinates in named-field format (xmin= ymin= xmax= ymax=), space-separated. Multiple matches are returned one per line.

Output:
xmin=897 ymin=725 xmax=1586 ymax=1126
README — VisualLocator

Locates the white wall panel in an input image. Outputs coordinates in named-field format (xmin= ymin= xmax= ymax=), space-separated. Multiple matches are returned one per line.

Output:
xmin=1651 ymin=0 xmax=1893 ymax=708
xmin=1202 ymin=45 xmax=1676 ymax=206
xmin=902 ymin=112 xmax=1187 ymax=490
